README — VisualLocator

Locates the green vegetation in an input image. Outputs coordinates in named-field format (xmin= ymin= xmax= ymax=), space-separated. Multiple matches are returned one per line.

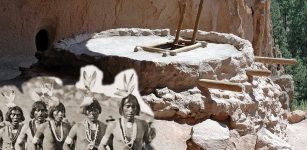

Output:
xmin=270 ymin=0 xmax=307 ymax=110
xmin=291 ymin=99 xmax=307 ymax=111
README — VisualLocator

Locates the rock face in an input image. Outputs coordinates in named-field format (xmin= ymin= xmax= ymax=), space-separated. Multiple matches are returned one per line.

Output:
xmin=273 ymin=75 xmax=295 ymax=102
xmin=0 ymin=0 xmax=272 ymax=74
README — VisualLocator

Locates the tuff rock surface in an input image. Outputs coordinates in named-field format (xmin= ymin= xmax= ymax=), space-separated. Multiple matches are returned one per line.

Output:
xmin=0 ymin=0 xmax=272 ymax=57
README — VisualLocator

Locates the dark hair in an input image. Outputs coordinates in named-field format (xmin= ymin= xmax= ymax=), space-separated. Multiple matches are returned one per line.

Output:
xmin=30 ymin=101 xmax=48 ymax=119
xmin=82 ymin=99 xmax=102 ymax=115
xmin=5 ymin=106 xmax=25 ymax=122
xmin=119 ymin=94 xmax=140 ymax=116
xmin=0 ymin=109 xmax=3 ymax=122
xmin=48 ymin=102 xmax=66 ymax=119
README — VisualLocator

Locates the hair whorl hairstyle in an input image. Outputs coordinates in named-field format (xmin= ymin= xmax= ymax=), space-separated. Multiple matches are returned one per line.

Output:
xmin=5 ymin=106 xmax=25 ymax=122
xmin=81 ymin=99 xmax=102 ymax=115
xmin=48 ymin=102 xmax=66 ymax=119
xmin=30 ymin=101 xmax=48 ymax=119
xmin=119 ymin=94 xmax=140 ymax=116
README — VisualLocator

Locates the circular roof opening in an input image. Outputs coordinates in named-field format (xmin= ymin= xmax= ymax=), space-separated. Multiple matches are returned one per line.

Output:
xmin=35 ymin=29 xmax=50 ymax=51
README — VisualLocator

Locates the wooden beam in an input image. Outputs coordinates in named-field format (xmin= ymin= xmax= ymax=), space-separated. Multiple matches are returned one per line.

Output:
xmin=178 ymin=39 xmax=191 ymax=45
xmin=245 ymin=69 xmax=271 ymax=77
xmin=198 ymin=79 xmax=244 ymax=92
xmin=142 ymin=41 xmax=172 ymax=49
xmin=170 ymin=43 xmax=202 ymax=56
xmin=138 ymin=46 xmax=166 ymax=53
xmin=254 ymin=56 xmax=297 ymax=65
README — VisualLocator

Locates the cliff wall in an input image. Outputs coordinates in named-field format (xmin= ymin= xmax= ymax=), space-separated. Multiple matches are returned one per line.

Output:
xmin=0 ymin=0 xmax=272 ymax=58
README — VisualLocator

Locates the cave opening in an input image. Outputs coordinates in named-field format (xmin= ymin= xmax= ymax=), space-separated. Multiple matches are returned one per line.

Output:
xmin=35 ymin=29 xmax=50 ymax=51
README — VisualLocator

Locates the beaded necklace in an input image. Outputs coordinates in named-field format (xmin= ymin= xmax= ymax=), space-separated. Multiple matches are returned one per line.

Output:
xmin=119 ymin=117 xmax=137 ymax=149
xmin=49 ymin=120 xmax=63 ymax=142
xmin=29 ymin=120 xmax=37 ymax=137
xmin=8 ymin=125 xmax=22 ymax=148
xmin=83 ymin=119 xmax=99 ymax=149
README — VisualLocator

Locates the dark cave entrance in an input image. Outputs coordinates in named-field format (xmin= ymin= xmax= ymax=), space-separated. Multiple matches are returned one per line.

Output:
xmin=35 ymin=29 xmax=50 ymax=51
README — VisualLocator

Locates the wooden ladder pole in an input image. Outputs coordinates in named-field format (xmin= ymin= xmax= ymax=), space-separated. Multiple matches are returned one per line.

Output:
xmin=191 ymin=0 xmax=204 ymax=44
xmin=173 ymin=1 xmax=187 ymax=46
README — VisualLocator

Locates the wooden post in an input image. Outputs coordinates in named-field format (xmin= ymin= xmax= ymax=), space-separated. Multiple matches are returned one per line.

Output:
xmin=254 ymin=56 xmax=297 ymax=65
xmin=198 ymin=79 xmax=244 ymax=92
xmin=191 ymin=0 xmax=204 ymax=44
xmin=173 ymin=1 xmax=187 ymax=46
xmin=245 ymin=69 xmax=271 ymax=76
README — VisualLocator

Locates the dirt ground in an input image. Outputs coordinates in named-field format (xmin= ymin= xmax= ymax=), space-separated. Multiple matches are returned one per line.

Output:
xmin=287 ymin=118 xmax=307 ymax=150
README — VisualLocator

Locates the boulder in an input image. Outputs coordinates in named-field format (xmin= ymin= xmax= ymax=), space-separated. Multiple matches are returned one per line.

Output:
xmin=256 ymin=128 xmax=292 ymax=150
xmin=226 ymin=130 xmax=257 ymax=150
xmin=150 ymin=120 xmax=192 ymax=150
xmin=191 ymin=119 xmax=230 ymax=150
xmin=288 ymin=110 xmax=306 ymax=124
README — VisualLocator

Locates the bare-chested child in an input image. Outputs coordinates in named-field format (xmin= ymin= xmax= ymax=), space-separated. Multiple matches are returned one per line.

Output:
xmin=0 ymin=106 xmax=25 ymax=150
xmin=63 ymin=99 xmax=107 ymax=150
xmin=99 ymin=94 xmax=155 ymax=150
xmin=32 ymin=102 xmax=71 ymax=150
xmin=15 ymin=101 xmax=48 ymax=150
